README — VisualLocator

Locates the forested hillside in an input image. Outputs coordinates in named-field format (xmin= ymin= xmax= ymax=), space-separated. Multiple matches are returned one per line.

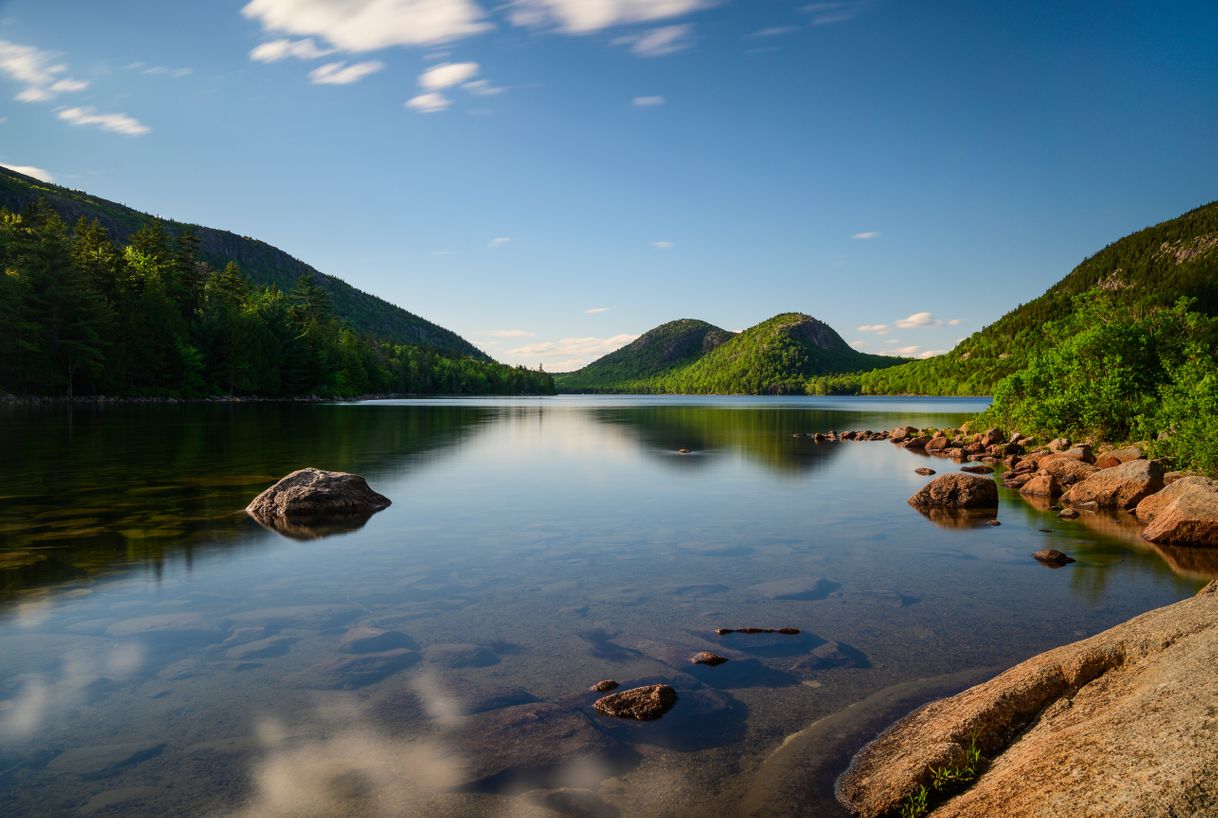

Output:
xmin=810 ymin=200 xmax=1218 ymax=395
xmin=0 ymin=199 xmax=553 ymax=398
xmin=0 ymin=166 xmax=485 ymax=359
xmin=556 ymin=318 xmax=734 ymax=391
xmin=559 ymin=313 xmax=906 ymax=394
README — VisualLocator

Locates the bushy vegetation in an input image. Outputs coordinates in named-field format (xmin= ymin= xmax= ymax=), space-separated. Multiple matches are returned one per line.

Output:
xmin=559 ymin=313 xmax=906 ymax=394
xmin=810 ymin=200 xmax=1218 ymax=396
xmin=0 ymin=166 xmax=486 ymax=358
xmin=978 ymin=292 xmax=1218 ymax=475
xmin=0 ymin=202 xmax=553 ymax=398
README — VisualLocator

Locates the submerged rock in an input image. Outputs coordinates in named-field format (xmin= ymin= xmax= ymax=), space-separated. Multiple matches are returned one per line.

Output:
xmin=907 ymin=473 xmax=998 ymax=509
xmin=690 ymin=651 xmax=729 ymax=666
xmin=594 ymin=684 xmax=678 ymax=720
xmin=245 ymin=467 xmax=390 ymax=530
xmin=751 ymin=576 xmax=840 ymax=601
xmin=590 ymin=679 xmax=620 ymax=693
xmin=836 ymin=581 xmax=1218 ymax=818
xmin=1033 ymin=549 xmax=1075 ymax=566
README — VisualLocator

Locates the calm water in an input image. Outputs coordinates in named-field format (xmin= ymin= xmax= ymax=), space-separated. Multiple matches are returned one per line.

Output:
xmin=1 ymin=397 xmax=1211 ymax=817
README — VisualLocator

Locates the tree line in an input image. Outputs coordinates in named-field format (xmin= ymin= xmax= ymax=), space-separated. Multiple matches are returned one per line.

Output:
xmin=0 ymin=201 xmax=554 ymax=398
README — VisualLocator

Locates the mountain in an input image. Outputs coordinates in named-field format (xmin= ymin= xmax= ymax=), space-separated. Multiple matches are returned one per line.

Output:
xmin=0 ymin=166 xmax=487 ymax=360
xmin=555 ymin=319 xmax=734 ymax=391
xmin=811 ymin=200 xmax=1218 ymax=395
xmin=557 ymin=313 xmax=906 ymax=394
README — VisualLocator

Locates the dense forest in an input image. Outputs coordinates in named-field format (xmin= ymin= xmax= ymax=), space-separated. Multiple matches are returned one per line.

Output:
xmin=0 ymin=201 xmax=553 ymax=398
xmin=808 ymin=199 xmax=1218 ymax=396
xmin=558 ymin=313 xmax=906 ymax=394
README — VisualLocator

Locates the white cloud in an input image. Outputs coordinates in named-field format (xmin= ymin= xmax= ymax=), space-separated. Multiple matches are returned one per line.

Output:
xmin=633 ymin=95 xmax=664 ymax=106
xmin=892 ymin=345 xmax=921 ymax=356
xmin=852 ymin=231 xmax=879 ymax=240
xmin=308 ymin=60 xmax=385 ymax=84
xmin=0 ymin=164 xmax=54 ymax=183
xmin=801 ymin=2 xmax=863 ymax=26
xmin=130 ymin=63 xmax=193 ymax=78
xmin=895 ymin=311 xmax=959 ymax=329
xmin=613 ymin=24 xmax=694 ymax=57
xmin=749 ymin=26 xmax=797 ymax=38
xmin=482 ymin=329 xmax=536 ymax=338
xmin=241 ymin=0 xmax=491 ymax=51
xmin=946 ymin=318 xmax=962 ymax=326
xmin=489 ymin=236 xmax=512 ymax=247
xmin=508 ymin=0 xmax=706 ymax=33
xmin=419 ymin=61 xmax=479 ymax=90
xmin=405 ymin=92 xmax=451 ymax=112
xmin=249 ymin=37 xmax=334 ymax=62
xmin=849 ymin=339 xmax=866 ymax=348
xmin=856 ymin=323 xmax=888 ymax=335
xmin=0 ymin=39 xmax=90 ymax=104
xmin=462 ymin=78 xmax=505 ymax=95
xmin=651 ymin=240 xmax=673 ymax=249
xmin=584 ymin=306 xmax=609 ymax=314
xmin=506 ymin=333 xmax=639 ymax=371
xmin=56 ymin=106 xmax=150 ymax=136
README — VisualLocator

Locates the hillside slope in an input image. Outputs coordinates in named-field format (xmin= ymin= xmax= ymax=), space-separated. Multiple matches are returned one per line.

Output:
xmin=561 ymin=313 xmax=906 ymax=394
xmin=0 ymin=166 xmax=487 ymax=359
xmin=556 ymin=318 xmax=734 ymax=391
xmin=813 ymin=200 xmax=1218 ymax=395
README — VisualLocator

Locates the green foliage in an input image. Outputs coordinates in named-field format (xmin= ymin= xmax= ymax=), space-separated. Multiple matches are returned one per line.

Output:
xmin=0 ymin=202 xmax=554 ymax=399
xmin=558 ymin=313 xmax=906 ymax=395
xmin=900 ymin=785 xmax=928 ymax=818
xmin=0 ymin=165 xmax=487 ymax=359
xmin=811 ymin=200 xmax=1218 ymax=396
xmin=899 ymin=734 xmax=985 ymax=818
xmin=979 ymin=292 xmax=1218 ymax=475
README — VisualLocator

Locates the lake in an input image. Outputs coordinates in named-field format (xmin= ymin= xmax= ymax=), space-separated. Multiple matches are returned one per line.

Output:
xmin=1 ymin=396 xmax=1210 ymax=817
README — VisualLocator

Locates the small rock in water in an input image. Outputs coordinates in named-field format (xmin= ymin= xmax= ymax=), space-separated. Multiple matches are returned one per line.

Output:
xmin=715 ymin=626 xmax=801 ymax=636
xmin=691 ymin=652 xmax=729 ymax=666
xmin=988 ymin=519 xmax=1002 ymax=526
xmin=915 ymin=467 xmax=936 ymax=476
xmin=594 ymin=684 xmax=678 ymax=721
xmin=1059 ymin=508 xmax=1080 ymax=519
xmin=1033 ymin=549 xmax=1075 ymax=566
xmin=678 ymin=448 xmax=691 ymax=454
xmin=590 ymin=679 xmax=619 ymax=693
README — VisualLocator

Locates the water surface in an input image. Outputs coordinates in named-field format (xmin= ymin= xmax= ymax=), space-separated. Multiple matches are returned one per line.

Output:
xmin=0 ymin=397 xmax=1209 ymax=817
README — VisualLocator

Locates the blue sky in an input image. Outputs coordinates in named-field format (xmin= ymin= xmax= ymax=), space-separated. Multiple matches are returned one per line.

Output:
xmin=1 ymin=0 xmax=1216 ymax=371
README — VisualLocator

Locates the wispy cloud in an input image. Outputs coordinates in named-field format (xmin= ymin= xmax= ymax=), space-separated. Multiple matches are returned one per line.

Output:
xmin=856 ymin=323 xmax=889 ymax=335
xmin=482 ymin=329 xmax=536 ymax=338
xmin=0 ymin=39 xmax=90 ymax=104
xmin=489 ymin=236 xmax=512 ymax=248
xmin=613 ymin=24 xmax=694 ymax=57
xmin=749 ymin=26 xmax=797 ymax=38
xmin=651 ymin=240 xmax=673 ymax=249
xmin=584 ymin=306 xmax=609 ymax=314
xmin=462 ymin=79 xmax=506 ymax=96
xmin=249 ymin=37 xmax=334 ymax=62
xmin=127 ymin=62 xmax=193 ymax=78
xmin=801 ymin=2 xmax=866 ymax=26
xmin=0 ymin=164 xmax=54 ymax=183
xmin=241 ymin=0 xmax=491 ymax=50
xmin=308 ymin=60 xmax=384 ymax=85
xmin=633 ymin=95 xmax=665 ymax=107
xmin=506 ymin=333 xmax=639 ymax=371
xmin=57 ymin=106 xmax=150 ymax=136
xmin=405 ymin=92 xmax=451 ymax=113
xmin=852 ymin=231 xmax=879 ymax=240
xmin=895 ymin=312 xmax=960 ymax=329
xmin=507 ymin=0 xmax=706 ymax=34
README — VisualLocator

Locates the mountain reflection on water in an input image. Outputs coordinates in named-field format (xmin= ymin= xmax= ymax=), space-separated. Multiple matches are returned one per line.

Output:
xmin=0 ymin=397 xmax=1210 ymax=817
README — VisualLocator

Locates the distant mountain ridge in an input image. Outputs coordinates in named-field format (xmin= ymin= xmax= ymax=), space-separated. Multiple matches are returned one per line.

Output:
xmin=557 ymin=312 xmax=906 ymax=394
xmin=0 ymin=166 xmax=487 ymax=360
xmin=809 ymin=199 xmax=1218 ymax=395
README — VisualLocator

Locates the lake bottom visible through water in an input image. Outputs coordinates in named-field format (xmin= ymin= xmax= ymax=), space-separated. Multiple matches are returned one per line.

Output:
xmin=0 ymin=397 xmax=1208 ymax=817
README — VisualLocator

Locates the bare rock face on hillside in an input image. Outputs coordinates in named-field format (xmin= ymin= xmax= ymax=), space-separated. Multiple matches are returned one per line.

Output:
xmin=836 ymin=581 xmax=1218 ymax=818
xmin=246 ymin=468 xmax=391 ymax=535
xmin=907 ymin=473 xmax=998 ymax=509
xmin=1062 ymin=459 xmax=1164 ymax=510
xmin=1137 ymin=476 xmax=1218 ymax=548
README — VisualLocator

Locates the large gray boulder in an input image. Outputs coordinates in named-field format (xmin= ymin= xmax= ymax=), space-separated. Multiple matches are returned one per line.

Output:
xmin=245 ymin=467 xmax=390 ymax=525
xmin=837 ymin=581 xmax=1218 ymax=818
xmin=907 ymin=473 xmax=998 ymax=509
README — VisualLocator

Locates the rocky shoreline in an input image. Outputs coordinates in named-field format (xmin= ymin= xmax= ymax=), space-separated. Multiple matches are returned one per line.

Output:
xmin=792 ymin=423 xmax=1218 ymax=816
